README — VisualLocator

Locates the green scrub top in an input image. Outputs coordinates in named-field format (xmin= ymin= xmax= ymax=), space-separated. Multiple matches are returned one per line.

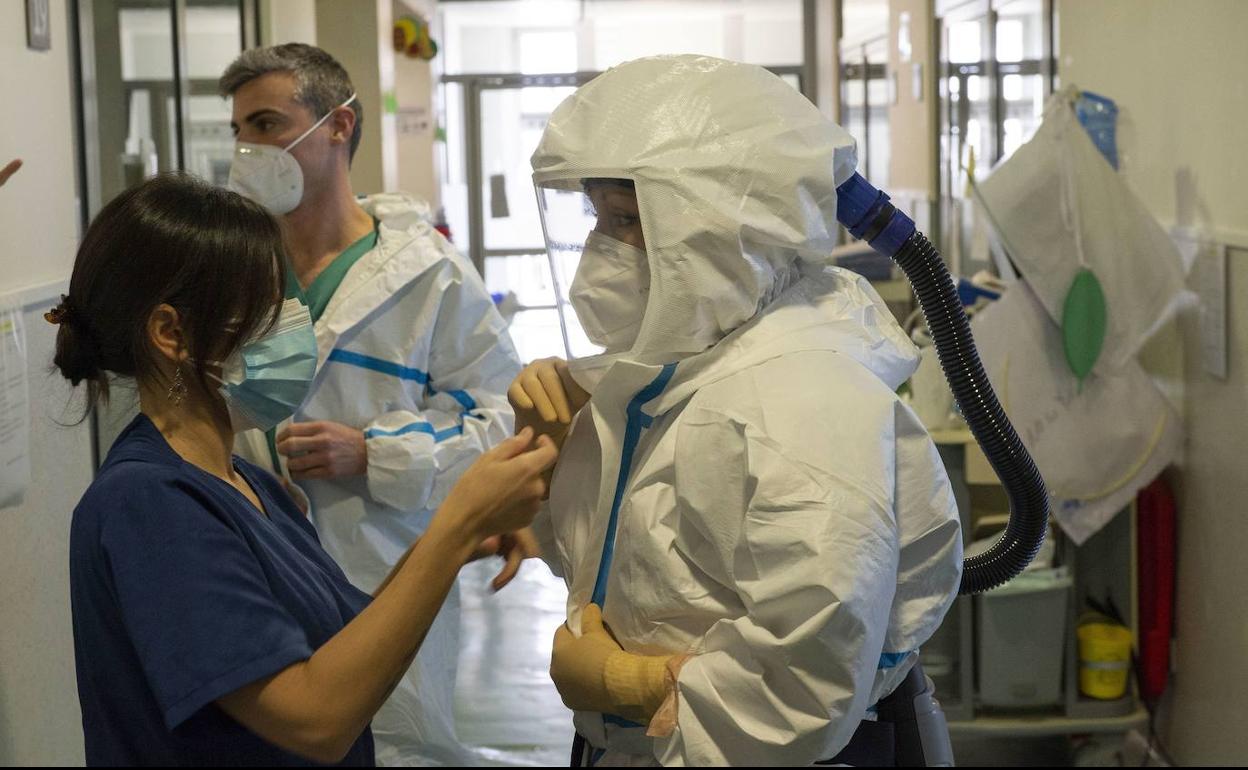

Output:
xmin=295 ymin=218 xmax=381 ymax=323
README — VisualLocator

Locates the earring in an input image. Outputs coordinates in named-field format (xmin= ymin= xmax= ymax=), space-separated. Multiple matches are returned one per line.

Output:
xmin=167 ymin=365 xmax=187 ymax=405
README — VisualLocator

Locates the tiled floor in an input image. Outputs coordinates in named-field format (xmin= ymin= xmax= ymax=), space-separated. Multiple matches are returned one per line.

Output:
xmin=455 ymin=558 xmax=573 ymax=766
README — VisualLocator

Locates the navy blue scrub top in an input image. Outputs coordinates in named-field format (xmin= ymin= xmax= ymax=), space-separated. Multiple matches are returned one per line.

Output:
xmin=69 ymin=414 xmax=376 ymax=766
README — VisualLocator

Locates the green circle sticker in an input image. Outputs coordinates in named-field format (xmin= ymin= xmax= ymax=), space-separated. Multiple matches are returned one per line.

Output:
xmin=1062 ymin=268 xmax=1107 ymax=386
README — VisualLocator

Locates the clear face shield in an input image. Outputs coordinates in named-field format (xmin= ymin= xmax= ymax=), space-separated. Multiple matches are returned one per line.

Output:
xmin=535 ymin=177 xmax=651 ymax=360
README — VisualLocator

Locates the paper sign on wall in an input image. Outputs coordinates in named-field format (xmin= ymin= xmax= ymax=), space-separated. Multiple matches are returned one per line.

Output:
xmin=0 ymin=303 xmax=31 ymax=509
xmin=1196 ymin=242 xmax=1228 ymax=379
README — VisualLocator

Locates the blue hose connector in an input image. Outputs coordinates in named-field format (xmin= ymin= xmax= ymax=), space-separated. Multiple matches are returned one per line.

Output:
xmin=835 ymin=172 xmax=917 ymax=259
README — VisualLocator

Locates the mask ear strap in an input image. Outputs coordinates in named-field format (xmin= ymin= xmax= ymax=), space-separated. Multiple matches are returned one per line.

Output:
xmin=284 ymin=92 xmax=358 ymax=152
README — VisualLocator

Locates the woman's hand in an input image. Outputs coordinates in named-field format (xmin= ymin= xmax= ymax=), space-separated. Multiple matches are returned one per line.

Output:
xmin=486 ymin=527 xmax=540 ymax=591
xmin=439 ymin=428 xmax=558 ymax=542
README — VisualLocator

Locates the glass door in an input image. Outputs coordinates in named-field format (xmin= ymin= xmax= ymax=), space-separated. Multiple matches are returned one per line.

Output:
xmin=995 ymin=0 xmax=1050 ymax=160
xmin=455 ymin=75 xmax=595 ymax=363
xmin=840 ymin=36 xmax=891 ymax=190
xmin=75 ymin=0 xmax=258 ymax=464
xmin=77 ymin=0 xmax=256 ymax=216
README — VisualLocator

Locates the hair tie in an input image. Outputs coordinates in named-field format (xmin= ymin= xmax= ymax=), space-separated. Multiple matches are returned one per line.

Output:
xmin=44 ymin=295 xmax=73 ymax=326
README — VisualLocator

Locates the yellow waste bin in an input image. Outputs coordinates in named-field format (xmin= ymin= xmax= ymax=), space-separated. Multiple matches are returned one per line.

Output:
xmin=1077 ymin=621 xmax=1133 ymax=700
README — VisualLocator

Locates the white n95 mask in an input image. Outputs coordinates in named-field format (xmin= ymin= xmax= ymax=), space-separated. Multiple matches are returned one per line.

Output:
xmin=227 ymin=93 xmax=357 ymax=215
xmin=211 ymin=298 xmax=318 ymax=433
xmin=569 ymin=230 xmax=650 ymax=351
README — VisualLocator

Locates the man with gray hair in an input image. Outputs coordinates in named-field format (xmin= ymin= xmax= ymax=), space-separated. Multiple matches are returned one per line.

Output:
xmin=220 ymin=43 xmax=525 ymax=767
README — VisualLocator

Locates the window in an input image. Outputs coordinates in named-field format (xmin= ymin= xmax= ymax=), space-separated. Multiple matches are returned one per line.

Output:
xmin=937 ymin=0 xmax=1054 ymax=273
xmin=839 ymin=1 xmax=891 ymax=210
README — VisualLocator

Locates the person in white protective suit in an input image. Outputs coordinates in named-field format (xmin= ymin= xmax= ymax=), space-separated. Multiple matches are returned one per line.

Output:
xmin=219 ymin=44 xmax=523 ymax=767
xmin=510 ymin=55 xmax=964 ymax=766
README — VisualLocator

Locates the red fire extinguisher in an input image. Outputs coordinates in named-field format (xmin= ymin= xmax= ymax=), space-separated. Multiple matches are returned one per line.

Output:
xmin=1136 ymin=477 xmax=1176 ymax=703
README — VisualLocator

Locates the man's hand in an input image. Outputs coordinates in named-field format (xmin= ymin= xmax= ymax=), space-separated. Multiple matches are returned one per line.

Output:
xmin=277 ymin=421 xmax=368 ymax=480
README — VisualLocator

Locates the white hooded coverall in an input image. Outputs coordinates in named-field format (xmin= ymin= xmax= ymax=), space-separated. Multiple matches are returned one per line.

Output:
xmin=530 ymin=56 xmax=963 ymax=766
xmin=237 ymin=193 xmax=521 ymax=766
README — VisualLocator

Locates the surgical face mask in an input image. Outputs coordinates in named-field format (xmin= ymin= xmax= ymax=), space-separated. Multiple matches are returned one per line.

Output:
xmin=211 ymin=298 xmax=318 ymax=433
xmin=569 ymin=230 xmax=650 ymax=351
xmin=227 ymin=93 xmax=357 ymax=215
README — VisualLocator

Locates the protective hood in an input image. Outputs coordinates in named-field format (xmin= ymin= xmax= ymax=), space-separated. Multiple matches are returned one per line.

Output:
xmin=532 ymin=55 xmax=859 ymax=361
xmin=360 ymin=190 xmax=434 ymax=232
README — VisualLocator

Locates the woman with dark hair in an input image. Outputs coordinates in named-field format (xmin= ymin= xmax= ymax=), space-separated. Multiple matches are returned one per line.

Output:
xmin=54 ymin=174 xmax=556 ymax=767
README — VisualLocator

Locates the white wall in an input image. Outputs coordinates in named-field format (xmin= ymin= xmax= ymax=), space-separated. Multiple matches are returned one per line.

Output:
xmin=0 ymin=0 xmax=94 ymax=764
xmin=1 ymin=0 xmax=82 ymax=289
xmin=1059 ymin=0 xmax=1248 ymax=247
xmin=1059 ymin=1 xmax=1248 ymax=763
xmin=260 ymin=0 xmax=317 ymax=46
xmin=316 ymin=0 xmax=397 ymax=196
xmin=393 ymin=0 xmax=440 ymax=207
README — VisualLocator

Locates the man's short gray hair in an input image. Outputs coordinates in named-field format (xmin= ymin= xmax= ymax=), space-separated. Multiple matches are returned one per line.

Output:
xmin=220 ymin=43 xmax=363 ymax=161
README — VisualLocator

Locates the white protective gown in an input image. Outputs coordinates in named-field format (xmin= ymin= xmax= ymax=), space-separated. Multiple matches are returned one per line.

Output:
xmin=529 ymin=56 xmax=963 ymax=766
xmin=237 ymin=192 xmax=521 ymax=767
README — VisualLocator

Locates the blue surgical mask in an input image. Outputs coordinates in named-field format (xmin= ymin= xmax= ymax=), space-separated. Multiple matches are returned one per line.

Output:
xmin=212 ymin=298 xmax=318 ymax=433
